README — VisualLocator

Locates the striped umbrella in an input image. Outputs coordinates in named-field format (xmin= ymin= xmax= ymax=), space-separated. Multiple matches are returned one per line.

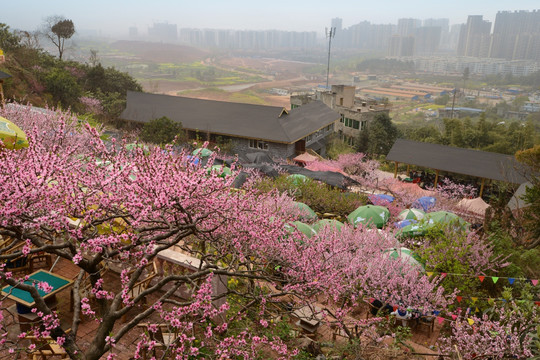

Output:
xmin=398 ymin=208 xmax=425 ymax=221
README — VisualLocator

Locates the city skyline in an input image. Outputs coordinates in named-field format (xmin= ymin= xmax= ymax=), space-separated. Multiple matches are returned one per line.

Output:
xmin=2 ymin=0 xmax=539 ymax=36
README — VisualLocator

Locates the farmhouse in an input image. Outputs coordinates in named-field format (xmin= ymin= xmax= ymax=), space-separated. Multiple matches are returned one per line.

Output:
xmin=121 ymin=91 xmax=339 ymax=158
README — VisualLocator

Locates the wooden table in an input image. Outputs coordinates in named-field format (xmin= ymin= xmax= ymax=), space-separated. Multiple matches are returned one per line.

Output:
xmin=2 ymin=270 xmax=73 ymax=331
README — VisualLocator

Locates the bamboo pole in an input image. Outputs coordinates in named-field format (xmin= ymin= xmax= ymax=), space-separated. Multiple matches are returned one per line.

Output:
xmin=394 ymin=161 xmax=399 ymax=178
xmin=479 ymin=178 xmax=486 ymax=197
xmin=434 ymin=169 xmax=440 ymax=188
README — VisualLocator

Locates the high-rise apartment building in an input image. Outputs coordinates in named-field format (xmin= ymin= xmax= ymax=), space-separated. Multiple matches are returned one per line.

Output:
xmin=457 ymin=15 xmax=491 ymax=57
xmin=490 ymin=10 xmax=540 ymax=61
xmin=397 ymin=18 xmax=421 ymax=36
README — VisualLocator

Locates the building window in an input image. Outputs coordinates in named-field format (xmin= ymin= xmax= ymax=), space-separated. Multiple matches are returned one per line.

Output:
xmin=340 ymin=114 xmax=344 ymax=123
xmin=360 ymin=121 xmax=367 ymax=131
xmin=291 ymin=104 xmax=299 ymax=109
xmin=353 ymin=120 xmax=360 ymax=129
xmin=249 ymin=139 xmax=269 ymax=150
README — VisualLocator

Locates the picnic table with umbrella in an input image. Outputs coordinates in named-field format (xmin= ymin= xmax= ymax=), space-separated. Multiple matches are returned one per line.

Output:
xmin=208 ymin=165 xmax=232 ymax=177
xmin=384 ymin=247 xmax=424 ymax=270
xmin=398 ymin=208 xmax=425 ymax=221
xmin=293 ymin=201 xmax=318 ymax=221
xmin=287 ymin=174 xmax=309 ymax=186
xmin=395 ymin=219 xmax=417 ymax=229
xmin=412 ymin=196 xmax=436 ymax=212
xmin=347 ymin=205 xmax=390 ymax=229
xmin=0 ymin=116 xmax=28 ymax=150
xmin=312 ymin=219 xmax=343 ymax=232
xmin=368 ymin=194 xmax=394 ymax=206
xmin=125 ymin=143 xmax=150 ymax=154
xmin=192 ymin=148 xmax=214 ymax=158
xmin=425 ymin=211 xmax=468 ymax=227
xmin=396 ymin=220 xmax=433 ymax=238
xmin=284 ymin=221 xmax=317 ymax=239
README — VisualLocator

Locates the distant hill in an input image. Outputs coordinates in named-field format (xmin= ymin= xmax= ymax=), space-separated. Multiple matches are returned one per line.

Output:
xmin=111 ymin=41 xmax=209 ymax=63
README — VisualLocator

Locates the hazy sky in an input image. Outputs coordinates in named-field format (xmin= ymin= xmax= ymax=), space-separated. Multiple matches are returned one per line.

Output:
xmin=3 ymin=0 xmax=539 ymax=36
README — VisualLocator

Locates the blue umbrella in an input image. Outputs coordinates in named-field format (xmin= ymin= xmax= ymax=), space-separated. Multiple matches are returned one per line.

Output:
xmin=395 ymin=219 xmax=417 ymax=229
xmin=412 ymin=196 xmax=436 ymax=212
xmin=368 ymin=194 xmax=394 ymax=205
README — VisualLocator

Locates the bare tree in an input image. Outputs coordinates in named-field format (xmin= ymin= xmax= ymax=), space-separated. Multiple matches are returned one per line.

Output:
xmin=15 ymin=30 xmax=40 ymax=49
xmin=42 ymin=15 xmax=75 ymax=60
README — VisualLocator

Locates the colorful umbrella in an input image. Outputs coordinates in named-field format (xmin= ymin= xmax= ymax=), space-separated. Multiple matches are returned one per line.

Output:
xmin=284 ymin=221 xmax=317 ymax=238
xmin=0 ymin=116 xmax=28 ymax=150
xmin=312 ymin=219 xmax=343 ymax=232
xmin=293 ymin=201 xmax=318 ymax=221
xmin=368 ymin=194 xmax=395 ymax=205
xmin=192 ymin=148 xmax=214 ymax=157
xmin=347 ymin=205 xmax=390 ymax=229
xmin=398 ymin=208 xmax=425 ymax=221
xmin=384 ymin=247 xmax=424 ymax=270
xmin=412 ymin=196 xmax=436 ymax=212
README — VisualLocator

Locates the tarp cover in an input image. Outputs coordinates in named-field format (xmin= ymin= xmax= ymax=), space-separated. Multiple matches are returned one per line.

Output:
xmin=244 ymin=152 xmax=274 ymax=164
xmin=293 ymin=152 xmax=319 ymax=164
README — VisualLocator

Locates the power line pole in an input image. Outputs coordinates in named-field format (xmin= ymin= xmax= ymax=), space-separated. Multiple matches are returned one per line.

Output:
xmin=325 ymin=27 xmax=336 ymax=89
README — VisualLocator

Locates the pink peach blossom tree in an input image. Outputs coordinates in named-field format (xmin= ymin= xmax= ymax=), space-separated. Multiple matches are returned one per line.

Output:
xmin=0 ymin=105 xmax=457 ymax=359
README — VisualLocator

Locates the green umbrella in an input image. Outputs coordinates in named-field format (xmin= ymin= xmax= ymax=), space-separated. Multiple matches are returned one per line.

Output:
xmin=312 ymin=219 xmax=343 ymax=232
xmin=347 ymin=205 xmax=390 ymax=229
xmin=284 ymin=221 xmax=317 ymax=238
xmin=398 ymin=208 xmax=425 ymax=221
xmin=125 ymin=143 xmax=150 ymax=154
xmin=293 ymin=201 xmax=317 ymax=221
xmin=287 ymin=174 xmax=309 ymax=187
xmin=192 ymin=148 xmax=214 ymax=157
xmin=425 ymin=211 xmax=466 ymax=226
xmin=0 ymin=116 xmax=28 ymax=150
xmin=384 ymin=247 xmax=424 ymax=270
xmin=208 ymin=165 xmax=232 ymax=177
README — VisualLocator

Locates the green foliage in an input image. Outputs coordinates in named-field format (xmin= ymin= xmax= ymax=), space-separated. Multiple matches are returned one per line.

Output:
xmin=44 ymin=67 xmax=82 ymax=108
xmin=0 ymin=23 xmax=21 ymax=51
xmin=357 ymin=113 xmax=399 ymax=156
xmin=140 ymin=116 xmax=185 ymax=145
xmin=254 ymin=175 xmax=367 ymax=218
xmin=434 ymin=93 xmax=450 ymax=106
xmin=399 ymin=113 xmax=538 ymax=155
xmin=326 ymin=134 xmax=355 ymax=159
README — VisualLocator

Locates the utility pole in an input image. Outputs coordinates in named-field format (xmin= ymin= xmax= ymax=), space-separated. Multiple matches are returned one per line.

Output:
xmin=325 ymin=27 xmax=336 ymax=89
xmin=450 ymin=88 xmax=457 ymax=119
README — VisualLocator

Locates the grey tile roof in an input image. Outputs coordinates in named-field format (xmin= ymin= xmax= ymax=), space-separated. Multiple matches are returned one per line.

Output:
xmin=120 ymin=91 xmax=339 ymax=143
xmin=386 ymin=139 xmax=528 ymax=184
